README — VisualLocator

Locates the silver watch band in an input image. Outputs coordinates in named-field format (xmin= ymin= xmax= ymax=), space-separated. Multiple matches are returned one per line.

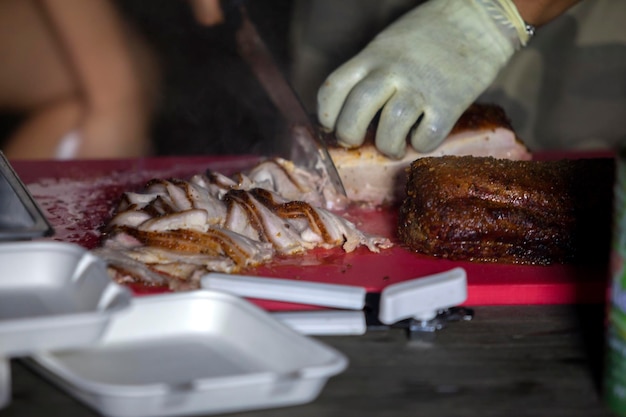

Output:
xmin=524 ymin=22 xmax=536 ymax=38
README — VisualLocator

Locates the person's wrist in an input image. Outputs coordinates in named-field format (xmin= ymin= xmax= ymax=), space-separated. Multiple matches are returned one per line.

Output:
xmin=475 ymin=0 xmax=534 ymax=48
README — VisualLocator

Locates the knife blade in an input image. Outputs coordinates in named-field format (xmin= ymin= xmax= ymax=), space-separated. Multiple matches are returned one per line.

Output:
xmin=233 ymin=5 xmax=347 ymax=197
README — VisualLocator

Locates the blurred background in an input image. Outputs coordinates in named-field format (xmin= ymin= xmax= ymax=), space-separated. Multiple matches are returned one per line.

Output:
xmin=117 ymin=0 xmax=294 ymax=157
xmin=0 ymin=0 xmax=624 ymax=160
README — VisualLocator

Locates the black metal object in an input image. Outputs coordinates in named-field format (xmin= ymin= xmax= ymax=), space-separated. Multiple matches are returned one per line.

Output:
xmin=0 ymin=152 xmax=54 ymax=240
xmin=364 ymin=292 xmax=474 ymax=340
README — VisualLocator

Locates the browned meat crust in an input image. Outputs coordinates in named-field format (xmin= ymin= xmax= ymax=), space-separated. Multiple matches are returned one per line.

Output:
xmin=449 ymin=103 xmax=514 ymax=135
xmin=397 ymin=156 xmax=615 ymax=265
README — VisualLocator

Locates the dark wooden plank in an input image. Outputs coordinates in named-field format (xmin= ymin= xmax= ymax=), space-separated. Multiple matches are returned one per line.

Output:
xmin=2 ymin=305 xmax=616 ymax=417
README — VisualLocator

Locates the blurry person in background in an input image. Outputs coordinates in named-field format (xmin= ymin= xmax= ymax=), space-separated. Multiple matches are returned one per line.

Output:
xmin=188 ymin=0 xmax=225 ymax=26
xmin=290 ymin=0 xmax=626 ymax=155
xmin=113 ymin=0 xmax=290 ymax=158
xmin=0 ymin=0 xmax=159 ymax=159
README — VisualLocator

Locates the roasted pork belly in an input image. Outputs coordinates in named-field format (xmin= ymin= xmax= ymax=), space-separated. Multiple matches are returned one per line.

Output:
xmin=397 ymin=155 xmax=614 ymax=265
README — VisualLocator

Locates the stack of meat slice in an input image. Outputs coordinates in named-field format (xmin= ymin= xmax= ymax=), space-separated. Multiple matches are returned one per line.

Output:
xmin=95 ymin=159 xmax=392 ymax=291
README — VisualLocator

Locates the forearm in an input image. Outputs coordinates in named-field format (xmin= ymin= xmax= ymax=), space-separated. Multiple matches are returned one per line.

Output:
xmin=188 ymin=0 xmax=224 ymax=26
xmin=36 ymin=0 xmax=143 ymax=112
xmin=512 ymin=0 xmax=582 ymax=27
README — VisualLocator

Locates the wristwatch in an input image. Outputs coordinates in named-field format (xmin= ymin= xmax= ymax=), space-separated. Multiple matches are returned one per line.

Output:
xmin=524 ymin=22 xmax=536 ymax=39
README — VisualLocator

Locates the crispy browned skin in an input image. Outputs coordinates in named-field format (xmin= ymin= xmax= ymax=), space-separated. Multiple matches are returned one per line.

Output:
xmin=449 ymin=103 xmax=514 ymax=135
xmin=398 ymin=156 xmax=614 ymax=265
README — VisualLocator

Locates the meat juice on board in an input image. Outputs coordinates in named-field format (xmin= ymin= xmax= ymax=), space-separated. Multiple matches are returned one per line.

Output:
xmin=606 ymin=152 xmax=626 ymax=415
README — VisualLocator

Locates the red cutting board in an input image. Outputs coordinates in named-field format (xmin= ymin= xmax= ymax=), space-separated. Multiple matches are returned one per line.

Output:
xmin=11 ymin=152 xmax=612 ymax=310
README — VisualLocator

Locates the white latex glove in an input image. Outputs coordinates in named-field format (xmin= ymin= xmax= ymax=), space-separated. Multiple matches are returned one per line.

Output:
xmin=317 ymin=0 xmax=532 ymax=159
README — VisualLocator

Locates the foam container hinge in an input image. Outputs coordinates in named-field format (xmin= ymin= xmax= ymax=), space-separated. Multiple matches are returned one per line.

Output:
xmin=0 ymin=241 xmax=133 ymax=357
xmin=378 ymin=267 xmax=468 ymax=324
xmin=27 ymin=290 xmax=349 ymax=417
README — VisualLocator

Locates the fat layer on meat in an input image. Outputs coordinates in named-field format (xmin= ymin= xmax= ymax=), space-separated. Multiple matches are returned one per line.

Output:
xmin=328 ymin=104 xmax=532 ymax=206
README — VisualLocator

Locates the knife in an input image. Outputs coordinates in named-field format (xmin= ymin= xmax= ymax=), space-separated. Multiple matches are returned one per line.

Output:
xmin=232 ymin=4 xmax=347 ymax=197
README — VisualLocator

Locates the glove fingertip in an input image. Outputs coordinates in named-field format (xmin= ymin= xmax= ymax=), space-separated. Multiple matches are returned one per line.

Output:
xmin=317 ymin=109 xmax=336 ymax=131
xmin=410 ymin=123 xmax=447 ymax=153
xmin=336 ymin=132 xmax=365 ymax=149
xmin=375 ymin=136 xmax=406 ymax=160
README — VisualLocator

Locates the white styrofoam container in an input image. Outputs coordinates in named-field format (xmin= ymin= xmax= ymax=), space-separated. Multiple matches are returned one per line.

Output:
xmin=28 ymin=291 xmax=348 ymax=417
xmin=0 ymin=241 xmax=132 ymax=356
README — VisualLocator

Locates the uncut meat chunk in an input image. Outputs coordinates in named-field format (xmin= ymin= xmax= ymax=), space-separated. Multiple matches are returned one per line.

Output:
xmin=397 ymin=156 xmax=614 ymax=265
xmin=328 ymin=103 xmax=532 ymax=206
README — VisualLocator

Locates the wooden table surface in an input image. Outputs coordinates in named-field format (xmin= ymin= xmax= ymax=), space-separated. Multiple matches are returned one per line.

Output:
xmin=3 ymin=304 xmax=618 ymax=417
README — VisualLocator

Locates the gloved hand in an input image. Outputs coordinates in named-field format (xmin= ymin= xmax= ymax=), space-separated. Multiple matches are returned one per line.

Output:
xmin=317 ymin=0 xmax=532 ymax=159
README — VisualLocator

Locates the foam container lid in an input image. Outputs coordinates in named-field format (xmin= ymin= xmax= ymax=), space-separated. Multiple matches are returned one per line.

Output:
xmin=0 ymin=241 xmax=133 ymax=357
xmin=28 ymin=290 xmax=348 ymax=417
